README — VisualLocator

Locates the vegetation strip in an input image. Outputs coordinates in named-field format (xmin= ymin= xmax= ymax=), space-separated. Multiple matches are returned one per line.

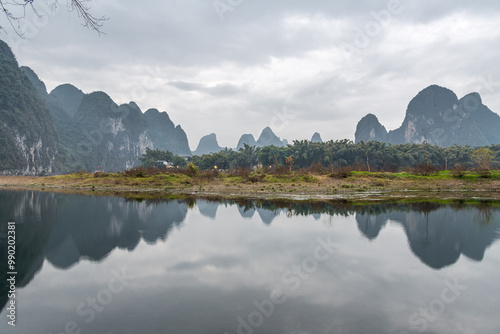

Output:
xmin=1 ymin=168 xmax=499 ymax=203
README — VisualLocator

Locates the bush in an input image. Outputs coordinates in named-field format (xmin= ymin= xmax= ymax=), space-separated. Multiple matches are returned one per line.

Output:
xmin=329 ymin=166 xmax=352 ymax=179
xmin=451 ymin=163 xmax=467 ymax=178
xmin=248 ymin=174 xmax=264 ymax=183
xmin=412 ymin=163 xmax=439 ymax=176
xmin=198 ymin=170 xmax=219 ymax=181
xmin=308 ymin=162 xmax=324 ymax=174
xmin=229 ymin=167 xmax=251 ymax=178
xmin=272 ymin=166 xmax=290 ymax=176
xmin=123 ymin=167 xmax=169 ymax=177
xmin=477 ymin=170 xmax=492 ymax=178
xmin=124 ymin=168 xmax=138 ymax=177
xmin=184 ymin=163 xmax=198 ymax=177
xmin=302 ymin=175 xmax=317 ymax=182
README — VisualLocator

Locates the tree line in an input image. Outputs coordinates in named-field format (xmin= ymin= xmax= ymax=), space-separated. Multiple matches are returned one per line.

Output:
xmin=140 ymin=141 xmax=500 ymax=172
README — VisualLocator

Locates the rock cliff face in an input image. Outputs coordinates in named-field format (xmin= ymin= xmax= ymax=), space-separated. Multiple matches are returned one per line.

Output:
xmin=0 ymin=35 xmax=190 ymax=173
xmin=355 ymin=85 xmax=500 ymax=146
xmin=20 ymin=65 xmax=162 ymax=172
xmin=47 ymin=86 xmax=192 ymax=171
xmin=235 ymin=128 xmax=287 ymax=150
xmin=193 ymin=133 xmax=223 ymax=156
xmin=237 ymin=134 xmax=257 ymax=150
xmin=17 ymin=67 xmax=191 ymax=172
xmin=0 ymin=40 xmax=58 ymax=175
xmin=72 ymin=92 xmax=154 ymax=171
xmin=355 ymin=114 xmax=387 ymax=143
xmin=50 ymin=84 xmax=84 ymax=117
xmin=20 ymin=67 xmax=80 ymax=173
xmin=143 ymin=108 xmax=191 ymax=156
xmin=257 ymin=127 xmax=287 ymax=147
xmin=311 ymin=132 xmax=323 ymax=143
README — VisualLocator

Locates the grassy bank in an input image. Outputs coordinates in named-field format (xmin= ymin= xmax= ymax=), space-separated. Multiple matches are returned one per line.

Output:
xmin=1 ymin=169 xmax=499 ymax=202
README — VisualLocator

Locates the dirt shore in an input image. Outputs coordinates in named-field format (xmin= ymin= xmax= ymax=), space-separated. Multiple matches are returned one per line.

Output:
xmin=1 ymin=172 xmax=500 ymax=203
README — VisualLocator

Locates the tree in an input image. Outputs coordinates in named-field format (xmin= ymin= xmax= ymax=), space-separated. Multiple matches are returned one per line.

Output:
xmin=472 ymin=148 xmax=494 ymax=171
xmin=139 ymin=148 xmax=174 ymax=168
xmin=0 ymin=0 xmax=106 ymax=34
xmin=285 ymin=156 xmax=294 ymax=172
xmin=238 ymin=144 xmax=258 ymax=169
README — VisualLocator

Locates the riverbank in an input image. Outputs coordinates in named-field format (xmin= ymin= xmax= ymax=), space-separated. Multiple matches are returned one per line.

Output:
xmin=1 ymin=170 xmax=500 ymax=203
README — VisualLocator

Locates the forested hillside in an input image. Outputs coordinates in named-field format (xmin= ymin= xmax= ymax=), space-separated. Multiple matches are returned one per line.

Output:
xmin=0 ymin=40 xmax=59 ymax=175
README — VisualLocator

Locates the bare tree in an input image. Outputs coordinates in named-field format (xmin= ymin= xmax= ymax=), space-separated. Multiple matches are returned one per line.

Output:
xmin=0 ymin=0 xmax=106 ymax=35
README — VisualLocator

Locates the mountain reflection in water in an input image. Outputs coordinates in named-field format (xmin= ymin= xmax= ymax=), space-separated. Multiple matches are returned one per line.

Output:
xmin=0 ymin=190 xmax=499 ymax=334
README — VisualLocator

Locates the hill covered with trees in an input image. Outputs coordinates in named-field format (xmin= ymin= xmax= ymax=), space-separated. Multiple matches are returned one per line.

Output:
xmin=0 ymin=40 xmax=59 ymax=175
xmin=355 ymin=85 xmax=500 ymax=147
xmin=2 ymin=38 xmax=500 ymax=176
xmin=141 ymin=140 xmax=500 ymax=173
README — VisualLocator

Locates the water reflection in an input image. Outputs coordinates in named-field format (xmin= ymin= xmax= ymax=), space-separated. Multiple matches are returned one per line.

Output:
xmin=355 ymin=203 xmax=500 ymax=269
xmin=1 ymin=191 xmax=500 ymax=333
xmin=0 ymin=191 xmax=188 ymax=314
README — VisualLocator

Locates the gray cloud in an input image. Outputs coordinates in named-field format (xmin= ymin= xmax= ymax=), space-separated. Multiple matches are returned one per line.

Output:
xmin=168 ymin=81 xmax=245 ymax=97
xmin=2 ymin=0 xmax=499 ymax=149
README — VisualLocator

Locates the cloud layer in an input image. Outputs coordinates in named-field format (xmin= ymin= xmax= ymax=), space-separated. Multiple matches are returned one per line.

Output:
xmin=3 ymin=0 xmax=500 ymax=149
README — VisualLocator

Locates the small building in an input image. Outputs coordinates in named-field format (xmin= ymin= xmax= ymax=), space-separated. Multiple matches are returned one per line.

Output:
xmin=156 ymin=160 xmax=175 ymax=169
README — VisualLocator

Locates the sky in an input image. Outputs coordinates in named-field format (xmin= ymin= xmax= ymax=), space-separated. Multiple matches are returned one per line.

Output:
xmin=2 ymin=0 xmax=500 ymax=150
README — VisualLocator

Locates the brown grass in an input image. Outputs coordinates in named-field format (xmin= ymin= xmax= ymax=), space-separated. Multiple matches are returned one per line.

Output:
xmin=1 ymin=171 xmax=500 ymax=202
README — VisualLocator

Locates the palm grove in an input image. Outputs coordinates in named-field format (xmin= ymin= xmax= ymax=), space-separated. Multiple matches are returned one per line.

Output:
xmin=140 ymin=141 xmax=500 ymax=173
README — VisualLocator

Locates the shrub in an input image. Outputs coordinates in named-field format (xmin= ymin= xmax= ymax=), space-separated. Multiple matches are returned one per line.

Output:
xmin=451 ymin=163 xmax=467 ymax=178
xmin=412 ymin=163 xmax=439 ymax=176
xmin=308 ymin=162 xmax=324 ymax=174
xmin=248 ymin=174 xmax=264 ymax=183
xmin=271 ymin=166 xmax=290 ymax=176
xmin=198 ymin=170 xmax=219 ymax=181
xmin=302 ymin=175 xmax=317 ymax=182
xmin=477 ymin=170 xmax=492 ymax=179
xmin=229 ymin=167 xmax=251 ymax=178
xmin=329 ymin=166 xmax=352 ymax=179
xmin=184 ymin=163 xmax=198 ymax=177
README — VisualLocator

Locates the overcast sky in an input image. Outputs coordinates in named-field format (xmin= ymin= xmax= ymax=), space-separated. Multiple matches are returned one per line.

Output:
xmin=2 ymin=0 xmax=500 ymax=150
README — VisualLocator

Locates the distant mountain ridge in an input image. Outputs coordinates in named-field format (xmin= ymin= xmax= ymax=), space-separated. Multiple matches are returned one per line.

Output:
xmin=355 ymin=85 xmax=500 ymax=146
xmin=50 ymin=84 xmax=84 ymax=117
xmin=236 ymin=134 xmax=257 ymax=150
xmin=143 ymin=108 xmax=191 ymax=156
xmin=3 ymin=38 xmax=500 ymax=175
xmin=0 ymin=40 xmax=58 ymax=175
xmin=235 ymin=127 xmax=287 ymax=151
xmin=311 ymin=132 xmax=323 ymax=143
xmin=15 ymin=57 xmax=191 ymax=172
xmin=193 ymin=133 xmax=223 ymax=156
xmin=194 ymin=127 xmax=289 ymax=156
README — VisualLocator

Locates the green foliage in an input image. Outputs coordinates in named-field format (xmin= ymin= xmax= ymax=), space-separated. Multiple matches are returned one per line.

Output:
xmin=472 ymin=148 xmax=495 ymax=171
xmin=184 ymin=140 xmax=500 ymax=172
xmin=139 ymin=148 xmax=189 ymax=169
xmin=0 ymin=40 xmax=58 ymax=173
xmin=186 ymin=162 xmax=198 ymax=176
xmin=140 ymin=148 xmax=174 ymax=167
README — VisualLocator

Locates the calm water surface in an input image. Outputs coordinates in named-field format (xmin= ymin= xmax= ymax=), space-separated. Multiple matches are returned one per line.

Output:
xmin=1 ymin=190 xmax=500 ymax=334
